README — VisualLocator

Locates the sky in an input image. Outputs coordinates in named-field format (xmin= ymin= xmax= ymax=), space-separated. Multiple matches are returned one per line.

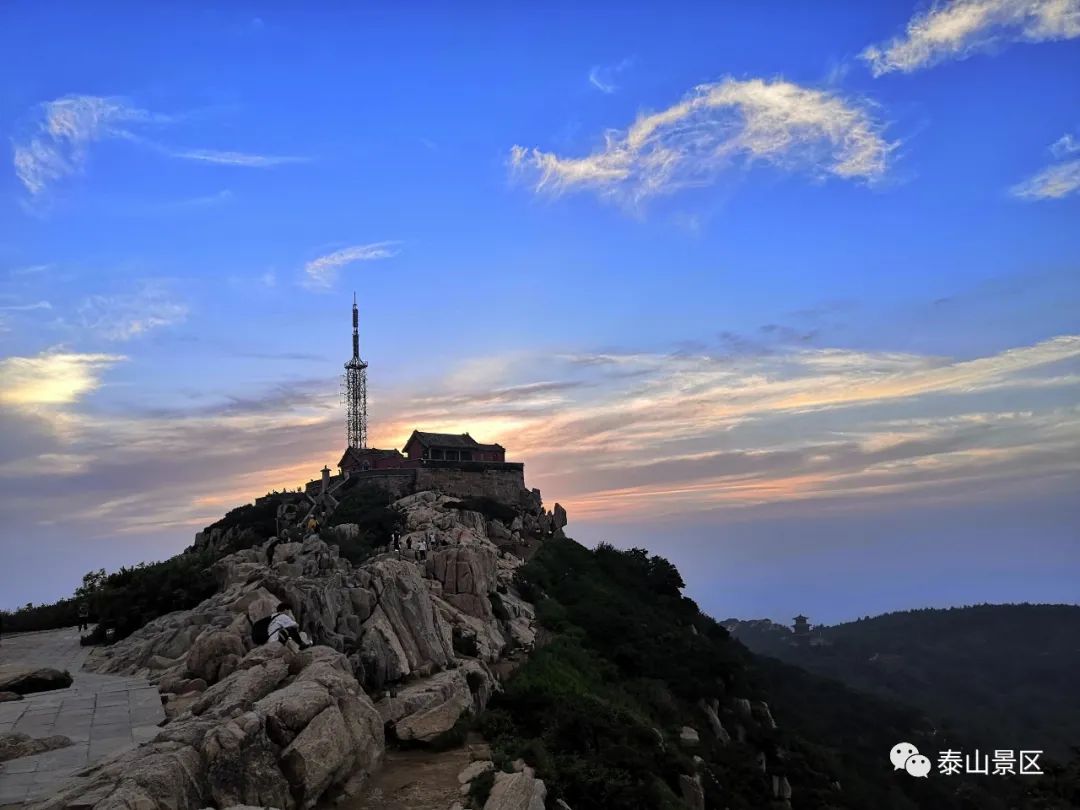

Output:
xmin=1 ymin=1 xmax=1077 ymax=624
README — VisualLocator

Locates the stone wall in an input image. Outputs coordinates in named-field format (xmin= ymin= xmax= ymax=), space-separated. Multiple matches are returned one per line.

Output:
xmin=344 ymin=470 xmax=418 ymax=501
xmin=322 ymin=463 xmax=527 ymax=508
xmin=415 ymin=463 xmax=526 ymax=505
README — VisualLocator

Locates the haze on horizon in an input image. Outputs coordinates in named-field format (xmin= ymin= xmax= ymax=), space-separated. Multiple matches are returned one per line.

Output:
xmin=1 ymin=2 xmax=1077 ymax=625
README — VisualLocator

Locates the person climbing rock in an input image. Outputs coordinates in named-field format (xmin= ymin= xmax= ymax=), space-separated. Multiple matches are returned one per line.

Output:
xmin=306 ymin=515 xmax=321 ymax=536
xmin=262 ymin=603 xmax=312 ymax=649
xmin=417 ymin=537 xmax=427 ymax=561
xmin=77 ymin=601 xmax=90 ymax=631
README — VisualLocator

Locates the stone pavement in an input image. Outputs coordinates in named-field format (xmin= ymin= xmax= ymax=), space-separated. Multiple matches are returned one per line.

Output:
xmin=0 ymin=628 xmax=164 ymax=806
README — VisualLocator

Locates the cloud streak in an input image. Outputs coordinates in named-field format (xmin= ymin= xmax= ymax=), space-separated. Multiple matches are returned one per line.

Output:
xmin=1011 ymin=131 xmax=1080 ymax=200
xmin=78 ymin=283 xmax=188 ymax=340
xmin=861 ymin=0 xmax=1080 ymax=76
xmin=164 ymin=148 xmax=308 ymax=167
xmin=0 ymin=330 xmax=1075 ymax=604
xmin=302 ymin=242 xmax=400 ymax=289
xmin=510 ymin=77 xmax=894 ymax=207
xmin=588 ymin=58 xmax=632 ymax=94
xmin=12 ymin=94 xmax=307 ymax=197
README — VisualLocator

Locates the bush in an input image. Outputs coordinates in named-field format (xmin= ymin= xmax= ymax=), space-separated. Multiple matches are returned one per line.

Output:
xmin=1 ymin=597 xmax=83 ymax=633
xmin=333 ymin=487 xmax=403 ymax=532
xmin=80 ymin=550 xmax=218 ymax=643
xmin=205 ymin=499 xmax=278 ymax=542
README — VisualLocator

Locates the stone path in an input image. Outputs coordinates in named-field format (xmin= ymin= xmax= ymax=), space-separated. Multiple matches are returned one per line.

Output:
xmin=0 ymin=628 xmax=164 ymax=806
xmin=343 ymin=746 xmax=473 ymax=810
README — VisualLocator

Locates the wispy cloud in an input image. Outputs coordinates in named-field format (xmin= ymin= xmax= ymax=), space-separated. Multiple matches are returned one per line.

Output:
xmin=8 ymin=264 xmax=54 ymax=277
xmin=0 ymin=350 xmax=126 ymax=406
xmin=0 ymin=330 xmax=1075 ymax=596
xmin=1050 ymin=133 xmax=1080 ymax=158
xmin=383 ymin=335 xmax=1079 ymax=520
xmin=861 ymin=0 xmax=1080 ymax=76
xmin=12 ymin=94 xmax=307 ymax=197
xmin=1011 ymin=159 xmax=1080 ymax=199
xmin=78 ymin=283 xmax=188 ymax=340
xmin=302 ymin=242 xmax=400 ymax=289
xmin=587 ymin=58 xmax=633 ymax=94
xmin=510 ymin=77 xmax=895 ymax=207
xmin=164 ymin=149 xmax=308 ymax=167
xmin=0 ymin=300 xmax=52 ymax=312
xmin=1011 ymin=131 xmax=1080 ymax=200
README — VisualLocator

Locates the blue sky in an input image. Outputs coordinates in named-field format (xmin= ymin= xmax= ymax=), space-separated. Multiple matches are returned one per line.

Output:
xmin=1 ymin=1 xmax=1078 ymax=623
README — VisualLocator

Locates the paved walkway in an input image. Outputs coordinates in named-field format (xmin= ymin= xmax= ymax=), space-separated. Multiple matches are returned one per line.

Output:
xmin=0 ymin=628 xmax=164 ymax=806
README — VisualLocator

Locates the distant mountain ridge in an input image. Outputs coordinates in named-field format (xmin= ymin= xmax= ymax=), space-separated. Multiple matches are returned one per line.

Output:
xmin=726 ymin=604 xmax=1080 ymax=760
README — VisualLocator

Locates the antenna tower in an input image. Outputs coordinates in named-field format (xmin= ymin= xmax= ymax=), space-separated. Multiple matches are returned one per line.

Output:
xmin=343 ymin=293 xmax=368 ymax=448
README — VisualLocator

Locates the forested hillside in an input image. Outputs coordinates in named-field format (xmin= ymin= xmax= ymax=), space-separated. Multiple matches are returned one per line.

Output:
xmin=727 ymin=604 xmax=1080 ymax=761
xmin=482 ymin=537 xmax=1078 ymax=809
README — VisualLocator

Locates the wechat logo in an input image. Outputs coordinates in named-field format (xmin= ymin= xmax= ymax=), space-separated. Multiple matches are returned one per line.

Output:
xmin=890 ymin=742 xmax=931 ymax=778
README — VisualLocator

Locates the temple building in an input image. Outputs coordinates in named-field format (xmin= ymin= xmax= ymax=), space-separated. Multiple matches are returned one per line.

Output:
xmin=338 ymin=431 xmax=508 ymax=473
xmin=403 ymin=431 xmax=506 ymax=463
xmin=315 ymin=297 xmax=524 ymax=503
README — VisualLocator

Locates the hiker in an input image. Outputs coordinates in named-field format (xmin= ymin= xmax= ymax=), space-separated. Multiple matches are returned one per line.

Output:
xmin=391 ymin=533 xmax=401 ymax=558
xmin=77 ymin=602 xmax=90 ymax=631
xmin=406 ymin=536 xmax=413 ymax=558
xmin=263 ymin=603 xmax=312 ymax=649
xmin=306 ymin=515 xmax=321 ymax=536
xmin=266 ymin=536 xmax=283 ymax=565
xmin=417 ymin=537 xmax=427 ymax=562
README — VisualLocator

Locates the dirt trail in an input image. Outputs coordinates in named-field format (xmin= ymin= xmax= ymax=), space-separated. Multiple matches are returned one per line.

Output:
xmin=343 ymin=741 xmax=490 ymax=810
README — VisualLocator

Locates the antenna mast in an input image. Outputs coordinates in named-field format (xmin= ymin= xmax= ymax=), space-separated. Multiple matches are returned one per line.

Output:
xmin=343 ymin=292 xmax=368 ymax=449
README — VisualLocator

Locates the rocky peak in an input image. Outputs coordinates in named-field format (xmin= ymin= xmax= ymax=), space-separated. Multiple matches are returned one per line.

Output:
xmin=39 ymin=490 xmax=554 ymax=810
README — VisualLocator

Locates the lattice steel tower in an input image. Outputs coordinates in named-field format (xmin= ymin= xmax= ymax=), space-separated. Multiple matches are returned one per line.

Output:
xmin=343 ymin=293 xmax=368 ymax=449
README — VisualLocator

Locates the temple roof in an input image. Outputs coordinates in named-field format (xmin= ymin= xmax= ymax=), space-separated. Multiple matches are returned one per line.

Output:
xmin=406 ymin=430 xmax=504 ymax=450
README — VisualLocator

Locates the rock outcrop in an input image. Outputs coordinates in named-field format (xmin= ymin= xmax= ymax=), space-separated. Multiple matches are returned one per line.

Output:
xmin=34 ymin=644 xmax=381 ymax=810
xmin=39 ymin=489 xmax=545 ymax=810
xmin=0 ymin=667 xmax=73 ymax=695
xmin=483 ymin=765 xmax=547 ymax=810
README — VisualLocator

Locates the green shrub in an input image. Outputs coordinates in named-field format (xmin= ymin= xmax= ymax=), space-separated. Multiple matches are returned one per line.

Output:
xmin=80 ymin=550 xmax=218 ymax=643
xmin=205 ymin=499 xmax=279 ymax=543
xmin=1 ymin=597 xmax=83 ymax=633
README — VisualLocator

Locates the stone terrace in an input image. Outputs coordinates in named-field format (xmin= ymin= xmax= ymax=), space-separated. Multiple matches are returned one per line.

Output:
xmin=0 ymin=628 xmax=164 ymax=806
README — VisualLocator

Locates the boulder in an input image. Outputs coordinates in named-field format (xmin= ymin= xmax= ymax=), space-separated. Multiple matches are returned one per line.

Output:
xmin=0 ymin=732 xmax=72 ymax=762
xmin=281 ymin=705 xmax=353 ymax=804
xmin=427 ymin=546 xmax=497 ymax=618
xmin=378 ymin=668 xmax=474 ymax=744
xmin=458 ymin=759 xmax=494 ymax=784
xmin=483 ymin=768 xmax=547 ymax=810
xmin=0 ymin=666 xmax=73 ymax=695
xmin=679 ymin=774 xmax=705 ymax=810
xmin=187 ymin=629 xmax=247 ymax=684
xmin=202 ymin=711 xmax=293 ymax=809
xmin=678 ymin=726 xmax=700 ymax=745
xmin=700 ymin=700 xmax=731 ymax=744
xmin=34 ymin=646 xmax=382 ymax=810
xmin=752 ymin=699 xmax=778 ymax=730
xmin=772 ymin=774 xmax=792 ymax=800
xmin=734 ymin=697 xmax=752 ymax=719
xmin=552 ymin=503 xmax=567 ymax=530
